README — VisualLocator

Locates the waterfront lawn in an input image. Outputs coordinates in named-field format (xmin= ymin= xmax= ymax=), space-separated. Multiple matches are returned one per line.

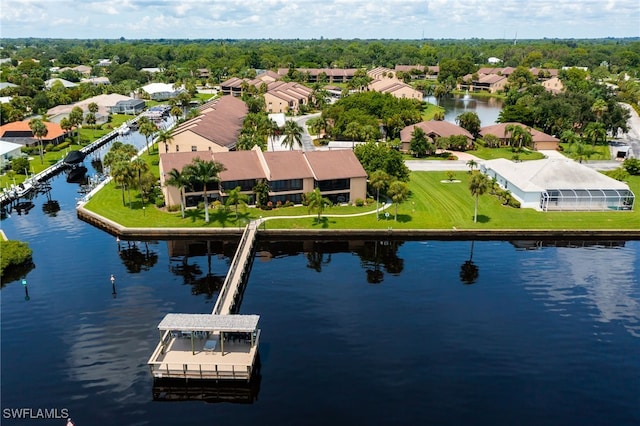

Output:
xmin=467 ymin=147 xmax=546 ymax=161
xmin=559 ymin=143 xmax=611 ymax=161
xmin=84 ymin=167 xmax=640 ymax=230
xmin=267 ymin=172 xmax=640 ymax=230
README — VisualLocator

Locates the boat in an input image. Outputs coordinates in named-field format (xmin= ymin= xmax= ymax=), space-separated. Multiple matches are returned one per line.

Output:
xmin=63 ymin=150 xmax=86 ymax=166
xmin=118 ymin=125 xmax=130 ymax=136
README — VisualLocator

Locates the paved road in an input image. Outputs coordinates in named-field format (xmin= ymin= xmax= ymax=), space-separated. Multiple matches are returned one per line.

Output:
xmin=617 ymin=103 xmax=640 ymax=159
xmin=293 ymin=113 xmax=321 ymax=151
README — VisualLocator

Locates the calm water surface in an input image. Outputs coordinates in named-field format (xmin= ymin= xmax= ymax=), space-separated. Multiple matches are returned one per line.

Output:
xmin=2 ymin=108 xmax=639 ymax=426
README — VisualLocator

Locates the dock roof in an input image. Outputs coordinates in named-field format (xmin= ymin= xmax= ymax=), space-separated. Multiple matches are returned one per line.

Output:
xmin=158 ymin=314 xmax=260 ymax=332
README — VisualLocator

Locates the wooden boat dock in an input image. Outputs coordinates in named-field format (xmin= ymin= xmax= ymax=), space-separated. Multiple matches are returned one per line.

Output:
xmin=148 ymin=221 xmax=261 ymax=381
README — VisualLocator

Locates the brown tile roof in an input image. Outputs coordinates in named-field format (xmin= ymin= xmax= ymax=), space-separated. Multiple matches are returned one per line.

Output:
xmin=172 ymin=96 xmax=248 ymax=149
xmin=213 ymin=150 xmax=267 ymax=181
xmin=479 ymin=123 xmax=560 ymax=142
xmin=303 ymin=150 xmax=367 ymax=181
xmin=400 ymin=121 xmax=472 ymax=142
xmin=159 ymin=151 xmax=213 ymax=174
xmin=276 ymin=68 xmax=358 ymax=77
xmin=0 ymin=120 xmax=68 ymax=141
xmin=263 ymin=151 xmax=314 ymax=180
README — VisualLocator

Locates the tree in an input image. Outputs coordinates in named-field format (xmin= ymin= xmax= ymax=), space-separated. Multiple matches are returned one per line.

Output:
xmin=29 ymin=118 xmax=48 ymax=164
xmin=387 ymin=180 xmax=409 ymax=221
xmin=505 ymin=123 xmax=532 ymax=151
xmin=183 ymin=158 xmax=226 ymax=223
xmin=165 ymin=168 xmax=189 ymax=218
xmin=139 ymin=120 xmax=158 ymax=154
xmin=282 ymin=120 xmax=303 ymax=150
xmin=253 ymin=180 xmax=270 ymax=208
xmin=130 ymin=157 xmax=150 ymax=203
xmin=88 ymin=102 xmax=99 ymax=114
xmin=344 ymin=121 xmax=363 ymax=148
xmin=591 ymin=98 xmax=608 ymax=122
xmin=111 ymin=161 xmax=134 ymax=207
xmin=156 ymin=129 xmax=174 ymax=154
xmin=409 ymin=127 xmax=429 ymax=157
xmin=266 ymin=118 xmax=281 ymax=151
xmin=469 ymin=172 xmax=490 ymax=223
xmin=466 ymin=159 xmax=478 ymax=173
xmin=306 ymin=116 xmax=324 ymax=143
xmin=60 ymin=117 xmax=72 ymax=139
xmin=85 ymin=112 xmax=96 ymax=126
xmin=68 ymin=106 xmax=84 ymax=143
xmin=583 ymin=122 xmax=607 ymax=147
xmin=456 ymin=111 xmax=481 ymax=137
xmin=369 ymin=170 xmax=390 ymax=220
xmin=306 ymin=187 xmax=331 ymax=223
xmin=225 ymin=186 xmax=249 ymax=219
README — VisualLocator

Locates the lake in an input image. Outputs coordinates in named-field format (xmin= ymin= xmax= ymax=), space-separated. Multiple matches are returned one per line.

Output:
xmin=425 ymin=93 xmax=504 ymax=126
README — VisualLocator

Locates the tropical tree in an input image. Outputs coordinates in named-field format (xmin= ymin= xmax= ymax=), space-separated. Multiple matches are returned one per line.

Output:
xmin=344 ymin=121 xmax=363 ymax=148
xmin=111 ymin=161 xmax=134 ymax=207
xmin=387 ymin=180 xmax=409 ymax=221
xmin=282 ymin=120 xmax=303 ymax=150
xmin=433 ymin=110 xmax=446 ymax=121
xmin=591 ymin=99 xmax=608 ymax=122
xmin=306 ymin=116 xmax=324 ymax=143
xmin=60 ymin=117 xmax=72 ymax=140
xmin=466 ymin=159 xmax=478 ymax=173
xmin=183 ymin=158 xmax=226 ymax=223
xmin=369 ymin=170 xmax=390 ymax=220
xmin=469 ymin=172 xmax=490 ymax=223
xmin=583 ymin=122 xmax=607 ymax=147
xmin=456 ymin=111 xmax=481 ymax=137
xmin=306 ymin=187 xmax=331 ymax=223
xmin=29 ymin=118 xmax=48 ymax=164
xmin=130 ymin=157 xmax=150 ymax=203
xmin=266 ymin=118 xmax=281 ymax=151
xmin=88 ymin=102 xmax=99 ymax=114
xmin=505 ymin=124 xmax=532 ymax=151
xmin=68 ymin=106 xmax=84 ymax=143
xmin=139 ymin=120 xmax=158 ymax=155
xmin=225 ymin=186 xmax=249 ymax=219
xmin=170 ymin=105 xmax=183 ymax=122
xmin=85 ymin=112 xmax=96 ymax=126
xmin=409 ymin=127 xmax=429 ymax=157
xmin=253 ymin=180 xmax=270 ymax=208
xmin=156 ymin=129 xmax=174 ymax=154
xmin=165 ymin=167 xmax=188 ymax=218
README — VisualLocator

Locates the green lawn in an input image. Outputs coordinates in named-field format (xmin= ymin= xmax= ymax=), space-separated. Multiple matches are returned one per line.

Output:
xmin=468 ymin=146 xmax=546 ymax=161
xmin=422 ymin=103 xmax=445 ymax=120
xmin=559 ymin=143 xmax=611 ymax=161
xmin=84 ymin=169 xmax=640 ymax=231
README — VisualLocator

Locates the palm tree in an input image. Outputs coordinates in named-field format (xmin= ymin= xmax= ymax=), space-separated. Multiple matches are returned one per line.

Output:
xmin=225 ymin=186 xmax=249 ymax=219
xmin=583 ymin=122 xmax=607 ymax=147
xmin=505 ymin=124 xmax=532 ymax=151
xmin=306 ymin=116 xmax=324 ymax=143
xmin=130 ymin=158 xmax=149 ymax=204
xmin=29 ymin=118 xmax=48 ymax=164
xmin=68 ymin=106 xmax=84 ymax=143
xmin=456 ymin=111 xmax=481 ymax=137
xmin=139 ymin=120 xmax=158 ymax=155
xmin=344 ymin=121 xmax=362 ymax=148
xmin=155 ymin=129 xmax=174 ymax=154
xmin=306 ymin=187 xmax=331 ymax=223
xmin=266 ymin=119 xmax=280 ymax=151
xmin=387 ymin=180 xmax=409 ymax=221
xmin=165 ymin=168 xmax=188 ymax=218
xmin=183 ymin=158 xmax=226 ymax=223
xmin=369 ymin=170 xmax=390 ymax=220
xmin=282 ymin=120 xmax=303 ymax=150
xmin=60 ymin=117 xmax=72 ymax=140
xmin=469 ymin=172 xmax=490 ymax=223
xmin=111 ymin=161 xmax=134 ymax=207
xmin=88 ymin=102 xmax=99 ymax=114
xmin=466 ymin=159 xmax=478 ymax=173
xmin=591 ymin=99 xmax=608 ymax=122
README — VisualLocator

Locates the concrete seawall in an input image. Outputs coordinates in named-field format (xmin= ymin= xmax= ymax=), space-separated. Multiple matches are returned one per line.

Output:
xmin=77 ymin=206 xmax=640 ymax=240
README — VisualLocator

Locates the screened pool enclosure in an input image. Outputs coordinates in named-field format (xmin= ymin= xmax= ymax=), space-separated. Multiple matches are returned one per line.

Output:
xmin=540 ymin=188 xmax=635 ymax=211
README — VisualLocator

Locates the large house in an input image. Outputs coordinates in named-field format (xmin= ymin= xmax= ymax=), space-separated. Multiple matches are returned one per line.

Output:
xmin=400 ymin=121 xmax=473 ymax=152
xmin=263 ymin=81 xmax=313 ymax=114
xmin=46 ymin=93 xmax=134 ymax=124
xmin=159 ymin=147 xmax=367 ymax=208
xmin=367 ymin=67 xmax=423 ymax=100
xmin=141 ymin=83 xmax=186 ymax=101
xmin=481 ymin=158 xmax=634 ymax=211
xmin=166 ymin=96 xmax=248 ymax=153
xmin=0 ymin=120 xmax=69 ymax=147
xmin=479 ymin=123 xmax=560 ymax=151
xmin=394 ymin=65 xmax=440 ymax=80
xmin=276 ymin=68 xmax=358 ymax=84
xmin=0 ymin=140 xmax=24 ymax=169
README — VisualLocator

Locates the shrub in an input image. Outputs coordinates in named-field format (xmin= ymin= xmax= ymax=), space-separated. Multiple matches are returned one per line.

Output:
xmin=151 ymin=159 xmax=160 ymax=166
xmin=448 ymin=155 xmax=458 ymax=160
xmin=166 ymin=204 xmax=180 ymax=212
xmin=155 ymin=197 xmax=165 ymax=208
xmin=508 ymin=198 xmax=521 ymax=208
xmin=366 ymin=197 xmax=375 ymax=205
xmin=45 ymin=143 xmax=55 ymax=152
xmin=604 ymin=167 xmax=630 ymax=182
xmin=355 ymin=198 xmax=365 ymax=207
xmin=11 ymin=157 xmax=30 ymax=174
xmin=623 ymin=158 xmax=640 ymax=175
xmin=284 ymin=201 xmax=295 ymax=207
xmin=56 ymin=141 xmax=71 ymax=151
xmin=276 ymin=200 xmax=282 ymax=208
xmin=0 ymin=240 xmax=32 ymax=276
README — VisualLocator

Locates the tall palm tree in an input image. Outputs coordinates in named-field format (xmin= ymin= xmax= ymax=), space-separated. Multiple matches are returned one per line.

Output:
xmin=111 ymin=161 xmax=134 ymax=207
xmin=165 ymin=168 xmax=188 ymax=218
xmin=282 ymin=120 xmax=303 ymax=150
xmin=266 ymin=118 xmax=281 ymax=151
xmin=225 ymin=186 xmax=249 ymax=219
xmin=68 ymin=106 xmax=84 ymax=144
xmin=60 ymin=117 xmax=72 ymax=140
xmin=505 ymin=124 xmax=532 ymax=151
xmin=591 ymin=99 xmax=608 ymax=122
xmin=466 ymin=159 xmax=478 ymax=173
xmin=369 ymin=169 xmax=390 ymax=220
xmin=183 ymin=158 xmax=226 ymax=223
xmin=155 ymin=129 xmax=174 ymax=154
xmin=387 ymin=180 xmax=409 ymax=221
xmin=29 ymin=118 xmax=48 ymax=164
xmin=139 ymin=120 xmax=158 ymax=155
xmin=306 ymin=187 xmax=331 ymax=223
xmin=130 ymin=158 xmax=149 ymax=204
xmin=469 ymin=172 xmax=490 ymax=223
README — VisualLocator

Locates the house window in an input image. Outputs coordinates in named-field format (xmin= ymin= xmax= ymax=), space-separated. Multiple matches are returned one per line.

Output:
xmin=191 ymin=146 xmax=197 ymax=152
xmin=175 ymin=145 xmax=179 ymax=152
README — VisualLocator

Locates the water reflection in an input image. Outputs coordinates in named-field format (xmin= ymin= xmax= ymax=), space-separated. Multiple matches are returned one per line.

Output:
xmin=518 ymin=241 xmax=640 ymax=337
xmin=152 ymin=374 xmax=261 ymax=404
xmin=119 ymin=240 xmax=159 ymax=273
xmin=459 ymin=240 xmax=479 ymax=285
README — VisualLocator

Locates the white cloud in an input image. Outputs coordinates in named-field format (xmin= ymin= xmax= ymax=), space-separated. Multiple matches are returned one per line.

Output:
xmin=1 ymin=0 xmax=638 ymax=39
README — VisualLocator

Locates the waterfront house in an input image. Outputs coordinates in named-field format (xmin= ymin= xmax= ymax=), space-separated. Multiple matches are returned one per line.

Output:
xmin=479 ymin=123 xmax=560 ymax=151
xmin=0 ymin=120 xmax=69 ymax=147
xmin=159 ymin=146 xmax=367 ymax=208
xmin=399 ymin=121 xmax=473 ymax=152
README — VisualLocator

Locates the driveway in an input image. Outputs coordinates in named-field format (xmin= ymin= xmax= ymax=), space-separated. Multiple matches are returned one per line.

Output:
xmin=293 ymin=113 xmax=321 ymax=152
xmin=617 ymin=103 xmax=640 ymax=159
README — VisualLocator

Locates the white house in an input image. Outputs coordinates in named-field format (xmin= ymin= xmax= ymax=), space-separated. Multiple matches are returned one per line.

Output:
xmin=141 ymin=83 xmax=186 ymax=101
xmin=0 ymin=140 xmax=24 ymax=170
xmin=481 ymin=158 xmax=635 ymax=211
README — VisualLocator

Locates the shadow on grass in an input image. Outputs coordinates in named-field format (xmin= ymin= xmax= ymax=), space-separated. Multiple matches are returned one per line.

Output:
xmin=475 ymin=214 xmax=491 ymax=223
xmin=185 ymin=208 xmax=205 ymax=223
xmin=312 ymin=216 xmax=335 ymax=228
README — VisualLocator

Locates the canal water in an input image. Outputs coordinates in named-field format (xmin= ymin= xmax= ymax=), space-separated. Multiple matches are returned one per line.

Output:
xmin=2 ymin=105 xmax=640 ymax=426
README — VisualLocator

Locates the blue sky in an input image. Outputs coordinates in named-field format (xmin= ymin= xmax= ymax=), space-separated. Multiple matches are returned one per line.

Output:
xmin=1 ymin=0 xmax=639 ymax=40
